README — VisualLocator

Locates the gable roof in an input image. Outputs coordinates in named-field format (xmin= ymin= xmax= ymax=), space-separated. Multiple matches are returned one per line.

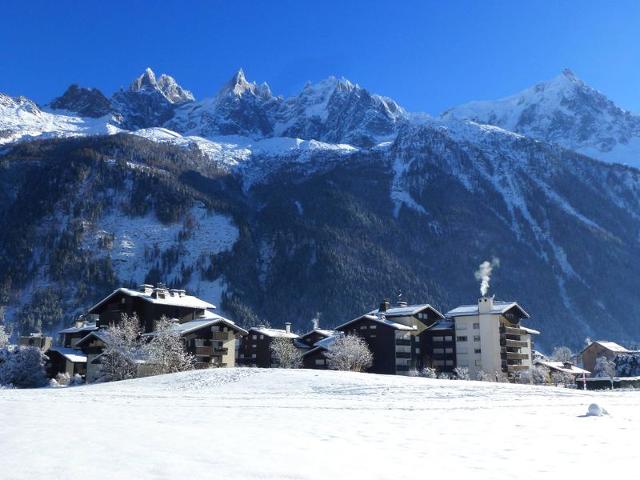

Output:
xmin=536 ymin=360 xmax=590 ymax=375
xmin=582 ymin=340 xmax=633 ymax=354
xmin=369 ymin=304 xmax=445 ymax=319
xmin=58 ymin=324 xmax=99 ymax=334
xmin=143 ymin=314 xmax=248 ymax=337
xmin=88 ymin=287 xmax=214 ymax=314
xmin=302 ymin=333 xmax=343 ymax=357
xmin=446 ymin=301 xmax=530 ymax=319
xmin=75 ymin=329 xmax=113 ymax=349
xmin=300 ymin=329 xmax=335 ymax=341
xmin=48 ymin=347 xmax=88 ymax=363
xmin=249 ymin=327 xmax=299 ymax=339
xmin=336 ymin=314 xmax=417 ymax=332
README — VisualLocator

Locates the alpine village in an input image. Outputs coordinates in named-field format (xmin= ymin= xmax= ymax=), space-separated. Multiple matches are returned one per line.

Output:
xmin=12 ymin=275 xmax=636 ymax=390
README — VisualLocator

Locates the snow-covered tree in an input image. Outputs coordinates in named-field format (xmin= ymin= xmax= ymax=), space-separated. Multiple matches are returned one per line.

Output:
xmin=0 ymin=324 xmax=9 ymax=349
xmin=437 ymin=371 xmax=451 ymax=380
xmin=593 ymin=355 xmax=616 ymax=388
xmin=515 ymin=365 xmax=547 ymax=385
xmin=454 ymin=366 xmax=470 ymax=380
xmin=550 ymin=371 xmax=575 ymax=387
xmin=270 ymin=337 xmax=303 ymax=369
xmin=145 ymin=317 xmax=193 ymax=375
xmin=0 ymin=346 xmax=48 ymax=388
xmin=614 ymin=353 xmax=640 ymax=377
xmin=326 ymin=335 xmax=373 ymax=372
xmin=476 ymin=370 xmax=492 ymax=382
xmin=420 ymin=367 xmax=437 ymax=378
xmin=100 ymin=313 xmax=143 ymax=382
xmin=551 ymin=346 xmax=574 ymax=363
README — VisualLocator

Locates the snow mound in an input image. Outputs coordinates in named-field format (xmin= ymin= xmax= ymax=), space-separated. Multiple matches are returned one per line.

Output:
xmin=586 ymin=403 xmax=608 ymax=417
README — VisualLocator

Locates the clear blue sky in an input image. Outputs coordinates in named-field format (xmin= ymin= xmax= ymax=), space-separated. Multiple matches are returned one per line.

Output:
xmin=1 ymin=0 xmax=640 ymax=114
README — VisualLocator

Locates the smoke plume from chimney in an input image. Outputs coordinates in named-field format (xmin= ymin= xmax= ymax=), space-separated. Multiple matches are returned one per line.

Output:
xmin=474 ymin=257 xmax=500 ymax=296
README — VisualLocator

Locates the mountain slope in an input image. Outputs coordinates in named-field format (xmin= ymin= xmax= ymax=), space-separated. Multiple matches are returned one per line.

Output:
xmin=442 ymin=69 xmax=640 ymax=166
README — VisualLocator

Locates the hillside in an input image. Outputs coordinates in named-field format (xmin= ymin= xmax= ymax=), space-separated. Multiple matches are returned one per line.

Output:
xmin=2 ymin=69 xmax=640 ymax=350
xmin=0 ymin=368 xmax=636 ymax=479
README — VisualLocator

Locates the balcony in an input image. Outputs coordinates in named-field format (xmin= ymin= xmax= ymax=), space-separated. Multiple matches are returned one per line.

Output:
xmin=213 ymin=347 xmax=229 ymax=355
xmin=396 ymin=339 xmax=411 ymax=346
xmin=501 ymin=339 xmax=528 ymax=348
xmin=195 ymin=346 xmax=213 ymax=356
xmin=500 ymin=326 xmax=527 ymax=336
xmin=503 ymin=351 xmax=530 ymax=360
xmin=395 ymin=352 xmax=412 ymax=359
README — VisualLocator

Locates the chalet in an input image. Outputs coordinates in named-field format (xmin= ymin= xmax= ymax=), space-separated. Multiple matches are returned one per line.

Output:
xmin=302 ymin=333 xmax=341 ymax=369
xmin=447 ymin=296 xmax=538 ymax=379
xmin=46 ymin=347 xmax=87 ymax=378
xmin=335 ymin=301 xmax=445 ymax=375
xmin=88 ymin=284 xmax=215 ymax=333
xmin=238 ymin=323 xmax=300 ymax=367
xmin=143 ymin=312 xmax=248 ymax=368
xmin=580 ymin=341 xmax=634 ymax=374
xmin=298 ymin=327 xmax=335 ymax=348
xmin=75 ymin=330 xmax=113 ymax=383
xmin=58 ymin=319 xmax=98 ymax=348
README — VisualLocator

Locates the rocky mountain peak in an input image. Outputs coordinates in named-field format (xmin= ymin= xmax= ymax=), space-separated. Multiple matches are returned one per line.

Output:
xmin=49 ymin=84 xmax=113 ymax=118
xmin=129 ymin=67 xmax=158 ymax=93
xmin=218 ymin=69 xmax=272 ymax=99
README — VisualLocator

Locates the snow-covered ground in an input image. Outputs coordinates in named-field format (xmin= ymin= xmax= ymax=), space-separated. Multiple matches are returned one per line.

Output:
xmin=1 ymin=369 xmax=637 ymax=479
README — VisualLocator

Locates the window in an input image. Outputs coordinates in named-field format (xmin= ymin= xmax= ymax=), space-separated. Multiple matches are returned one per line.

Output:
xmin=445 ymin=348 xmax=454 ymax=354
xmin=433 ymin=336 xmax=444 ymax=342
xmin=315 ymin=359 xmax=326 ymax=366
xmin=260 ymin=335 xmax=264 ymax=340
xmin=445 ymin=336 xmax=453 ymax=341
xmin=360 ymin=325 xmax=367 ymax=330
xmin=473 ymin=323 xmax=480 ymax=329
xmin=433 ymin=360 xmax=445 ymax=366
xmin=370 ymin=325 xmax=377 ymax=329
xmin=456 ymin=336 xmax=468 ymax=342
xmin=433 ymin=348 xmax=445 ymax=354
xmin=415 ymin=347 xmax=420 ymax=354
xmin=370 ymin=334 xmax=376 ymax=338
xmin=251 ymin=354 xmax=256 ymax=359
xmin=474 ymin=348 xmax=482 ymax=354
xmin=473 ymin=335 xmax=481 ymax=342
xmin=252 ymin=344 xmax=257 ymax=349
xmin=445 ymin=360 xmax=455 ymax=366
xmin=252 ymin=335 xmax=257 ymax=340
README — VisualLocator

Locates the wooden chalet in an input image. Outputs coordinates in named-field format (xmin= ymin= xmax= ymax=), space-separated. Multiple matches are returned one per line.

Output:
xmin=45 ymin=347 xmax=87 ymax=378
xmin=335 ymin=301 xmax=445 ymax=375
xmin=88 ymin=284 xmax=215 ymax=333
xmin=238 ymin=323 xmax=301 ymax=367
xmin=58 ymin=320 xmax=99 ymax=348
xmin=143 ymin=312 xmax=248 ymax=368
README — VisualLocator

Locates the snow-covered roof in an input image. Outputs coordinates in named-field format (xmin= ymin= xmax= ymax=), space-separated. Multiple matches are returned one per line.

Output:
xmin=76 ymin=329 xmax=113 ymax=348
xmin=368 ymin=304 xmax=444 ymax=319
xmin=336 ymin=314 xmax=417 ymax=332
xmin=520 ymin=326 xmax=540 ymax=335
xmin=58 ymin=324 xmax=99 ymax=334
xmin=88 ymin=287 xmax=214 ymax=313
xmin=249 ymin=327 xmax=299 ymax=339
xmin=536 ymin=361 xmax=590 ymax=375
xmin=583 ymin=341 xmax=633 ymax=354
xmin=429 ymin=319 xmax=455 ymax=331
xmin=300 ymin=328 xmax=335 ymax=340
xmin=143 ymin=314 xmax=247 ymax=337
xmin=48 ymin=347 xmax=87 ymax=363
xmin=303 ymin=333 xmax=343 ymax=357
xmin=446 ymin=301 xmax=530 ymax=318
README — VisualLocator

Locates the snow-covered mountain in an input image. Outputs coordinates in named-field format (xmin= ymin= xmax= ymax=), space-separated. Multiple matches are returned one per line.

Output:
xmin=2 ymin=68 xmax=640 ymax=350
xmin=442 ymin=69 xmax=640 ymax=166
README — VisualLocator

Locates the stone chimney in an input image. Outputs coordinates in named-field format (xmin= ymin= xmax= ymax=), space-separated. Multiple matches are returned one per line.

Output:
xmin=139 ymin=284 xmax=154 ymax=295
xmin=379 ymin=299 xmax=390 ymax=312
xmin=285 ymin=322 xmax=292 ymax=334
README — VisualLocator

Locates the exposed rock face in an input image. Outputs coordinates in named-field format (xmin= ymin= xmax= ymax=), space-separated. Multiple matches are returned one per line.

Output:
xmin=49 ymin=85 xmax=113 ymax=118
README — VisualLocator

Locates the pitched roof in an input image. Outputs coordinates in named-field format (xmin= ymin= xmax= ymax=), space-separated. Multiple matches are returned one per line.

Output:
xmin=302 ymin=333 xmax=343 ymax=357
xmin=336 ymin=314 xmax=417 ymax=332
xmin=300 ymin=328 xmax=335 ymax=340
xmin=428 ymin=319 xmax=455 ymax=331
xmin=536 ymin=360 xmax=590 ymax=375
xmin=48 ymin=347 xmax=87 ymax=363
xmin=143 ymin=314 xmax=248 ymax=337
xmin=249 ymin=327 xmax=299 ymax=339
xmin=582 ymin=340 xmax=633 ymax=354
xmin=446 ymin=301 xmax=530 ymax=318
xmin=88 ymin=287 xmax=214 ymax=313
xmin=369 ymin=304 xmax=445 ymax=319
xmin=58 ymin=324 xmax=99 ymax=334
xmin=75 ymin=329 xmax=113 ymax=348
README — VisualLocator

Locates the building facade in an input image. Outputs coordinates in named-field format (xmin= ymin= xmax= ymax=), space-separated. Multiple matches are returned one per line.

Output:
xmin=447 ymin=296 xmax=537 ymax=379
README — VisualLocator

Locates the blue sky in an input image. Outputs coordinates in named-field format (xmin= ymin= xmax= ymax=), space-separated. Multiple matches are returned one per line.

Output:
xmin=1 ymin=1 xmax=639 ymax=114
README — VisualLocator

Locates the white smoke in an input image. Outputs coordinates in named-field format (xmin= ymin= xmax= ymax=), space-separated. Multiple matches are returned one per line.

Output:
xmin=474 ymin=257 xmax=500 ymax=296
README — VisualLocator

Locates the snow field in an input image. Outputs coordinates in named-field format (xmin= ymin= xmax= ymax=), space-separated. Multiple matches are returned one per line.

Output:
xmin=1 ymin=368 xmax=638 ymax=480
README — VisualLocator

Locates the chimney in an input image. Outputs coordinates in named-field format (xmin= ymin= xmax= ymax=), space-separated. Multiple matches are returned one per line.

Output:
xmin=379 ymin=299 xmax=390 ymax=312
xmin=478 ymin=295 xmax=494 ymax=314
xmin=285 ymin=322 xmax=292 ymax=334
xmin=74 ymin=315 xmax=85 ymax=329
xmin=139 ymin=284 xmax=154 ymax=295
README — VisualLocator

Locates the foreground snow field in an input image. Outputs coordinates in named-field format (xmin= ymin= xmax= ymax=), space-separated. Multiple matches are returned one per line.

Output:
xmin=1 ymin=369 xmax=638 ymax=480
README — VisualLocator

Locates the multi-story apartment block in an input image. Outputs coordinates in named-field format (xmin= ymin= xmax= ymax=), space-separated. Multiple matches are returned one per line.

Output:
xmin=447 ymin=296 xmax=538 ymax=379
